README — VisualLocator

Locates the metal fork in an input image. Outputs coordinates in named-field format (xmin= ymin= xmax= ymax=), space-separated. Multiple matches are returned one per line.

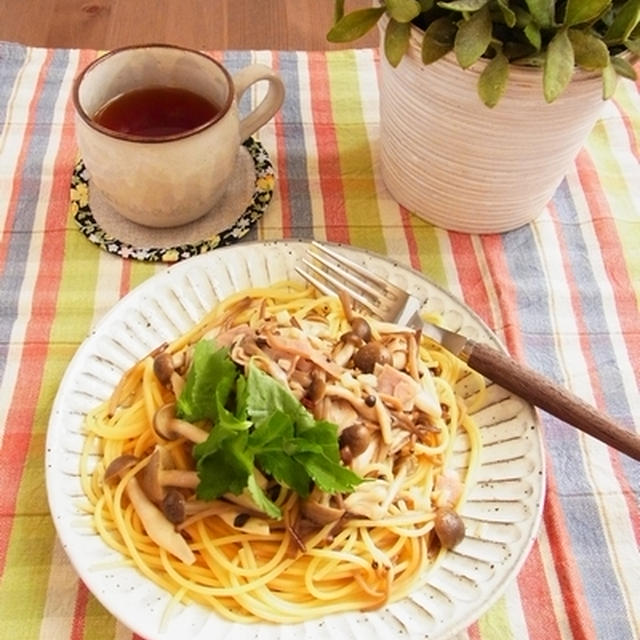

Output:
xmin=296 ymin=241 xmax=640 ymax=461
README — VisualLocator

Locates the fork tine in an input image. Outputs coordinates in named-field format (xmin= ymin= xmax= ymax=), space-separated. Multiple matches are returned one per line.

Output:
xmin=297 ymin=259 xmax=383 ymax=319
xmin=309 ymin=241 xmax=405 ymax=300
xmin=305 ymin=252 xmax=387 ymax=304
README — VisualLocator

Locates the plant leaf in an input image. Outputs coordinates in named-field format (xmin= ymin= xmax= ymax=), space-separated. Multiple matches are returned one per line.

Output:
xmin=478 ymin=50 xmax=510 ymax=107
xmin=624 ymin=36 xmax=640 ymax=54
xmin=524 ymin=0 xmax=555 ymax=28
xmin=568 ymin=28 xmax=611 ymax=69
xmin=177 ymin=340 xmax=237 ymax=422
xmin=421 ymin=17 xmax=457 ymax=64
xmin=605 ymin=0 xmax=640 ymax=43
xmin=327 ymin=7 xmax=385 ymax=42
xmin=611 ymin=54 xmax=639 ymax=79
xmin=543 ymin=29 xmax=575 ymax=102
xmin=437 ymin=0 xmax=489 ymax=10
xmin=565 ymin=0 xmax=612 ymax=26
xmin=602 ymin=61 xmax=619 ymax=97
xmin=385 ymin=18 xmax=411 ymax=66
xmin=454 ymin=4 xmax=493 ymax=68
xmin=245 ymin=473 xmax=281 ymax=519
xmin=497 ymin=0 xmax=517 ymax=28
xmin=524 ymin=22 xmax=543 ymax=49
xmin=386 ymin=0 xmax=422 ymax=23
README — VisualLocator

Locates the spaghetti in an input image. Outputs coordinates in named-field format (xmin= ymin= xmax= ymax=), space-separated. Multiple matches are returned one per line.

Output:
xmin=80 ymin=280 xmax=484 ymax=623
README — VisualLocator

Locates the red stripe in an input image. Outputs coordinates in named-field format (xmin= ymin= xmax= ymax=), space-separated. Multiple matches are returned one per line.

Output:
xmin=516 ymin=540 xmax=564 ymax=640
xmin=400 ymin=208 xmax=422 ymax=271
xmin=270 ymin=51 xmax=292 ymax=237
xmin=467 ymin=621 xmax=482 ymax=639
xmin=70 ymin=581 xmax=90 ymax=640
xmin=542 ymin=470 xmax=599 ymax=639
xmin=449 ymin=233 xmax=493 ymax=328
xmin=479 ymin=235 xmax=525 ymax=358
xmin=307 ymin=52 xmax=349 ymax=243
xmin=611 ymin=85 xmax=640 ymax=163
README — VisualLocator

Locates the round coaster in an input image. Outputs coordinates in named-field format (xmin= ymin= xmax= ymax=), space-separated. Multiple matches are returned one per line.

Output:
xmin=70 ymin=138 xmax=274 ymax=262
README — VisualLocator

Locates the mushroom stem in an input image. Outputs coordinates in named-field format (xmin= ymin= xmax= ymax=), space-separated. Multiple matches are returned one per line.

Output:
xmin=159 ymin=469 xmax=199 ymax=489
xmin=105 ymin=455 xmax=196 ymax=565
xmin=153 ymin=403 xmax=208 ymax=444
xmin=125 ymin=476 xmax=196 ymax=565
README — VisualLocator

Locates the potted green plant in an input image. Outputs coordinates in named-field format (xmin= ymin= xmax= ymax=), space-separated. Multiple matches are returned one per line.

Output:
xmin=328 ymin=1 xmax=640 ymax=233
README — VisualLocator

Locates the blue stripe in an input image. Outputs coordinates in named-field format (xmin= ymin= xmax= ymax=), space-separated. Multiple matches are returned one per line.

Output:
xmin=0 ymin=42 xmax=28 ymax=126
xmin=274 ymin=51 xmax=313 ymax=238
xmin=222 ymin=51 xmax=313 ymax=241
xmin=0 ymin=48 xmax=70 ymax=385
xmin=502 ymin=210 xmax=635 ymax=640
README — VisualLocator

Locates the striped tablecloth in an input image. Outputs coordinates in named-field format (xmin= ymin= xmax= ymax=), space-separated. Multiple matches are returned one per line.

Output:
xmin=1 ymin=41 xmax=639 ymax=640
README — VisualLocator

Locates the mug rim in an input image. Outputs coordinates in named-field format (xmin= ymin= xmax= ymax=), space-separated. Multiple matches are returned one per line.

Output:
xmin=72 ymin=43 xmax=235 ymax=144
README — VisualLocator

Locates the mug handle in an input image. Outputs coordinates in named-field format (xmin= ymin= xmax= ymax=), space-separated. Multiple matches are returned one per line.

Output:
xmin=233 ymin=64 xmax=285 ymax=141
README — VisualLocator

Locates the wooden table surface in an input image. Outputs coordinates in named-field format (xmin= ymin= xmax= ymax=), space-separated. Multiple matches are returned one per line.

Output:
xmin=1 ymin=0 xmax=377 ymax=50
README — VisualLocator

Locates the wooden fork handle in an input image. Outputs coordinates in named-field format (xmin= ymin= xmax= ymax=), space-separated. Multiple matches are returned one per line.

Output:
xmin=466 ymin=340 xmax=640 ymax=461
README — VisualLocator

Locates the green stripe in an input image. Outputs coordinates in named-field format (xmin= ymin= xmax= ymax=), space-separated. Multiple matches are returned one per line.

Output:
xmin=327 ymin=51 xmax=386 ymax=255
xmin=478 ymin=594 xmax=514 ymax=639
xmin=0 ymin=515 xmax=56 ymax=633
xmin=83 ymin=592 xmax=118 ymax=640
xmin=408 ymin=218 xmax=450 ymax=289
xmin=585 ymin=88 xmax=640 ymax=293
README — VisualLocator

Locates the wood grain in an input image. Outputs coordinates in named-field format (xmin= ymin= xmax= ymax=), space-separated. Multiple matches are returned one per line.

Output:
xmin=0 ymin=0 xmax=378 ymax=50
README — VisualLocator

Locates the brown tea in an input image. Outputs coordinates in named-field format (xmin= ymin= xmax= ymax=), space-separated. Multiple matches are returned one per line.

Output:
xmin=92 ymin=86 xmax=220 ymax=137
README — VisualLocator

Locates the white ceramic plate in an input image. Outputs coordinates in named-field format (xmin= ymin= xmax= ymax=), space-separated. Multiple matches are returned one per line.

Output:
xmin=46 ymin=240 xmax=545 ymax=640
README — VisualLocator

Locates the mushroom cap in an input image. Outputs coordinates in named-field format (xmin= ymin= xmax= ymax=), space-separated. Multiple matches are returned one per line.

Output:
xmin=434 ymin=507 xmax=465 ymax=549
xmin=153 ymin=352 xmax=175 ymax=386
xmin=162 ymin=488 xmax=187 ymax=524
xmin=153 ymin=402 xmax=178 ymax=439
xmin=104 ymin=455 xmax=138 ymax=483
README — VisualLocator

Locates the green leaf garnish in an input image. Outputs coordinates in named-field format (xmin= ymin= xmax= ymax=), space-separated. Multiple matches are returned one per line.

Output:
xmin=182 ymin=340 xmax=363 ymax=519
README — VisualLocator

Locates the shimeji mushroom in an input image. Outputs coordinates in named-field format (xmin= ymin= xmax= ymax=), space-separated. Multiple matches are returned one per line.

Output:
xmin=153 ymin=350 xmax=187 ymax=396
xmin=104 ymin=455 xmax=196 ymax=565
xmin=153 ymin=402 xmax=208 ymax=444
xmin=138 ymin=445 xmax=199 ymax=504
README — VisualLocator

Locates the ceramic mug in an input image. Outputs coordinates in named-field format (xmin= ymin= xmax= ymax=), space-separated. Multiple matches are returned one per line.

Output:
xmin=73 ymin=44 xmax=285 ymax=228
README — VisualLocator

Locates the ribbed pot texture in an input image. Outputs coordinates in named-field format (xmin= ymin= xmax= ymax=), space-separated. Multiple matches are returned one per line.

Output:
xmin=378 ymin=21 xmax=608 ymax=234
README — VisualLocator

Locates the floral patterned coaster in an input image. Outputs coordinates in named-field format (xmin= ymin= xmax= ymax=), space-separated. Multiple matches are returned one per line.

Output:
xmin=70 ymin=137 xmax=274 ymax=262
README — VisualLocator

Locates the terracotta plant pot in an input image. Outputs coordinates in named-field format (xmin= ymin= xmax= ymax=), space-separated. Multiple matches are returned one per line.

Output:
xmin=378 ymin=18 xmax=609 ymax=234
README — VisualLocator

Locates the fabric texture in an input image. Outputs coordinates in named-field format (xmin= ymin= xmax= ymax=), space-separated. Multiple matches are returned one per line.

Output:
xmin=0 ymin=41 xmax=639 ymax=640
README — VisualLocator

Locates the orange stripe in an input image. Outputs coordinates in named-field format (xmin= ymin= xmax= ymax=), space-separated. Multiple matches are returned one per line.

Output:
xmin=307 ymin=52 xmax=349 ymax=242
